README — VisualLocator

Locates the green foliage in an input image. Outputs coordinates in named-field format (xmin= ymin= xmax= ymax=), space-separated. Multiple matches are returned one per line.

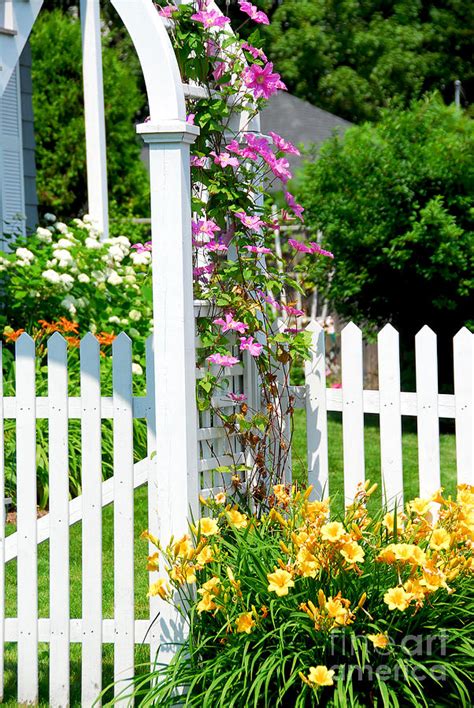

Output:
xmin=30 ymin=10 xmax=149 ymax=217
xmin=297 ymin=95 xmax=474 ymax=335
xmin=263 ymin=0 xmax=474 ymax=122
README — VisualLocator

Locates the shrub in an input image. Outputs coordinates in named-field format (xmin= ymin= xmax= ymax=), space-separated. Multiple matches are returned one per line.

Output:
xmin=130 ymin=483 xmax=474 ymax=706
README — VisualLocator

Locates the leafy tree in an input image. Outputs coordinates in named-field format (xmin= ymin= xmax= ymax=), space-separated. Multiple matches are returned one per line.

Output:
xmin=298 ymin=95 xmax=474 ymax=341
xmin=30 ymin=9 xmax=149 ymax=217
xmin=262 ymin=0 xmax=474 ymax=122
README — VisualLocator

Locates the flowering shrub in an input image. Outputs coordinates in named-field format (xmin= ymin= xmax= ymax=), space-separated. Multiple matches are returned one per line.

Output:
xmin=134 ymin=482 xmax=474 ymax=706
xmin=0 ymin=215 xmax=152 ymax=366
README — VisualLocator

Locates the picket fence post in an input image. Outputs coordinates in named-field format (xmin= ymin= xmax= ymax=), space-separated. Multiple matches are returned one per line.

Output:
xmin=341 ymin=323 xmax=365 ymax=503
xmin=48 ymin=333 xmax=70 ymax=707
xmin=415 ymin=326 xmax=441 ymax=498
xmin=80 ymin=334 xmax=103 ymax=706
xmin=454 ymin=328 xmax=474 ymax=485
xmin=16 ymin=333 xmax=38 ymax=705
xmin=378 ymin=324 xmax=403 ymax=509
xmin=305 ymin=321 xmax=329 ymax=499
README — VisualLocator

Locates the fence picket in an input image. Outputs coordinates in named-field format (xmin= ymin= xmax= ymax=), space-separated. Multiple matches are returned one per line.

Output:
xmin=378 ymin=325 xmax=403 ymax=509
xmin=453 ymin=328 xmax=474 ymax=485
xmin=305 ymin=321 xmax=329 ymax=499
xmin=16 ymin=334 xmax=38 ymax=705
xmin=341 ymin=323 xmax=365 ymax=503
xmin=415 ymin=327 xmax=441 ymax=497
xmin=48 ymin=333 xmax=70 ymax=707
xmin=80 ymin=334 xmax=102 ymax=706
xmin=0 ymin=344 xmax=4 ymax=702
xmin=145 ymin=335 xmax=159 ymax=665
xmin=113 ymin=334 xmax=135 ymax=697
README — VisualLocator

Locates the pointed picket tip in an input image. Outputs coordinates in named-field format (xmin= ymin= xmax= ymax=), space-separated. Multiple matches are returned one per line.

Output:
xmin=15 ymin=332 xmax=35 ymax=353
xmin=453 ymin=326 xmax=474 ymax=344
xmin=305 ymin=319 xmax=324 ymax=334
xmin=47 ymin=331 xmax=67 ymax=348
xmin=415 ymin=324 xmax=436 ymax=340
xmin=112 ymin=331 xmax=132 ymax=350
xmin=341 ymin=321 xmax=362 ymax=339
xmin=378 ymin=323 xmax=398 ymax=338
xmin=80 ymin=331 xmax=100 ymax=354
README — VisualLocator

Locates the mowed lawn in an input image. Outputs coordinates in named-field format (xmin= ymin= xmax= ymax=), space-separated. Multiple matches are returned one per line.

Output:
xmin=2 ymin=412 xmax=457 ymax=705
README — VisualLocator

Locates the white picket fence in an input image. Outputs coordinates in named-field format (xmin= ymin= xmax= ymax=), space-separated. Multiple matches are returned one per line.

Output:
xmin=0 ymin=319 xmax=473 ymax=705
xmin=291 ymin=322 xmax=474 ymax=506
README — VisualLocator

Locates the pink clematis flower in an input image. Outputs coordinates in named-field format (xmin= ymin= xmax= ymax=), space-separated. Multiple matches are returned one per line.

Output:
xmin=186 ymin=114 xmax=195 ymax=125
xmin=288 ymin=238 xmax=312 ymax=254
xmin=157 ymin=4 xmax=178 ymax=19
xmin=191 ymin=9 xmax=230 ymax=28
xmin=213 ymin=313 xmax=249 ymax=334
xmin=283 ymin=304 xmax=304 ymax=317
xmin=269 ymin=132 xmax=300 ymax=156
xmin=267 ymin=155 xmax=292 ymax=183
xmin=207 ymin=353 xmax=240 ymax=367
xmin=227 ymin=392 xmax=248 ymax=402
xmin=239 ymin=336 xmax=263 ymax=357
xmin=131 ymin=241 xmax=152 ymax=253
xmin=257 ymin=289 xmax=282 ymax=311
xmin=227 ymin=139 xmax=242 ymax=154
xmin=239 ymin=1 xmax=269 ymax=24
xmin=284 ymin=192 xmax=304 ymax=220
xmin=242 ymin=63 xmax=286 ymax=100
xmin=245 ymin=132 xmax=272 ymax=156
xmin=193 ymin=263 xmax=215 ymax=281
xmin=244 ymin=245 xmax=272 ymax=254
xmin=192 ymin=218 xmax=221 ymax=239
xmin=235 ymin=212 xmax=264 ymax=230
xmin=211 ymin=151 xmax=240 ymax=168
xmin=191 ymin=155 xmax=207 ymax=168
xmin=241 ymin=42 xmax=268 ymax=62
xmin=309 ymin=242 xmax=334 ymax=258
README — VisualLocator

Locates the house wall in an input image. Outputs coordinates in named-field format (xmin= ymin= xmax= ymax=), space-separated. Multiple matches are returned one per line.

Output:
xmin=20 ymin=40 xmax=38 ymax=232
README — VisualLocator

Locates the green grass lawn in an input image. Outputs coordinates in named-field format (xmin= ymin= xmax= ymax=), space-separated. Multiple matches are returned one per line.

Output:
xmin=2 ymin=412 xmax=457 ymax=705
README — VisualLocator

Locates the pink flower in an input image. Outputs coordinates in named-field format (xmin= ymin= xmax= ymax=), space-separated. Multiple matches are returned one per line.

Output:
xmin=191 ymin=9 xmax=230 ymax=28
xmin=213 ymin=61 xmax=227 ymax=82
xmin=227 ymin=392 xmax=248 ymax=402
xmin=207 ymin=353 xmax=240 ymax=367
xmin=331 ymin=382 xmax=342 ymax=389
xmin=235 ymin=212 xmax=264 ymax=230
xmin=241 ymin=42 xmax=268 ymax=63
xmin=244 ymin=245 xmax=272 ymax=254
xmin=245 ymin=133 xmax=272 ymax=156
xmin=257 ymin=289 xmax=282 ymax=311
xmin=193 ymin=263 xmax=215 ymax=281
xmin=157 ymin=4 xmax=178 ymax=19
xmin=192 ymin=218 xmax=221 ymax=239
xmin=186 ymin=114 xmax=195 ymax=125
xmin=309 ymin=242 xmax=334 ymax=258
xmin=191 ymin=155 xmax=207 ymax=168
xmin=238 ymin=1 xmax=269 ymax=24
xmin=267 ymin=155 xmax=292 ymax=183
xmin=239 ymin=336 xmax=263 ymax=357
xmin=269 ymin=132 xmax=300 ymax=156
xmin=211 ymin=151 xmax=240 ymax=168
xmin=284 ymin=192 xmax=304 ymax=220
xmin=206 ymin=240 xmax=229 ymax=252
xmin=213 ymin=313 xmax=249 ymax=334
xmin=242 ymin=63 xmax=286 ymax=100
xmin=288 ymin=238 xmax=312 ymax=254
xmin=131 ymin=241 xmax=152 ymax=253
xmin=227 ymin=139 xmax=242 ymax=154
xmin=282 ymin=304 xmax=304 ymax=317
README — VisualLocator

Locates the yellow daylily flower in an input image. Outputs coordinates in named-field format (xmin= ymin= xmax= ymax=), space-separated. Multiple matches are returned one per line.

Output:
xmin=307 ymin=665 xmax=335 ymax=687
xmin=196 ymin=545 xmax=214 ymax=565
xmin=429 ymin=528 xmax=451 ymax=551
xmin=340 ymin=542 xmax=365 ymax=565
xmin=196 ymin=591 xmax=216 ymax=614
xmin=197 ymin=517 xmax=220 ymax=537
xmin=147 ymin=578 xmax=169 ymax=599
xmin=267 ymin=569 xmax=295 ymax=597
xmin=235 ymin=612 xmax=256 ymax=634
xmin=321 ymin=521 xmax=346 ymax=543
xmin=367 ymin=633 xmax=389 ymax=649
xmin=227 ymin=509 xmax=248 ymax=529
xmin=384 ymin=586 xmax=412 ymax=611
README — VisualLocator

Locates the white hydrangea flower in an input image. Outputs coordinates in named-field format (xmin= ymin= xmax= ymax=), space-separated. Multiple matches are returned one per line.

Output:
xmin=72 ymin=218 xmax=85 ymax=228
xmin=108 ymin=315 xmax=121 ymax=324
xmin=114 ymin=236 xmax=131 ymax=248
xmin=78 ymin=273 xmax=90 ymax=283
xmin=53 ymin=249 xmax=74 ymax=266
xmin=108 ymin=245 xmax=127 ymax=262
xmin=57 ymin=238 xmax=74 ymax=249
xmin=44 ymin=213 xmax=56 ymax=223
xmin=59 ymin=273 xmax=74 ymax=289
xmin=129 ymin=309 xmax=142 ymax=322
xmin=124 ymin=274 xmax=136 ymax=285
xmin=91 ymin=270 xmax=106 ymax=283
xmin=61 ymin=295 xmax=76 ymax=314
xmin=15 ymin=247 xmax=35 ymax=263
xmin=132 ymin=363 xmax=143 ymax=376
xmin=107 ymin=270 xmax=123 ymax=286
xmin=130 ymin=250 xmax=151 ymax=266
xmin=36 ymin=226 xmax=53 ymax=243
xmin=55 ymin=222 xmax=69 ymax=234
xmin=85 ymin=237 xmax=102 ymax=249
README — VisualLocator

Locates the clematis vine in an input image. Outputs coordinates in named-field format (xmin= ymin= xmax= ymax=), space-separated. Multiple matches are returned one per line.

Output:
xmin=238 ymin=1 xmax=270 ymax=25
xmin=213 ymin=313 xmax=249 ymax=334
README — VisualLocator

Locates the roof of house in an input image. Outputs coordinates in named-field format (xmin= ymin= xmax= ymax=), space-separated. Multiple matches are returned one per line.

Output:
xmin=260 ymin=91 xmax=353 ymax=173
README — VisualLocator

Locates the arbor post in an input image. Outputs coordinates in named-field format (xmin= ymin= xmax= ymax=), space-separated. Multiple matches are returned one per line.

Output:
xmin=137 ymin=119 xmax=200 ymax=663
